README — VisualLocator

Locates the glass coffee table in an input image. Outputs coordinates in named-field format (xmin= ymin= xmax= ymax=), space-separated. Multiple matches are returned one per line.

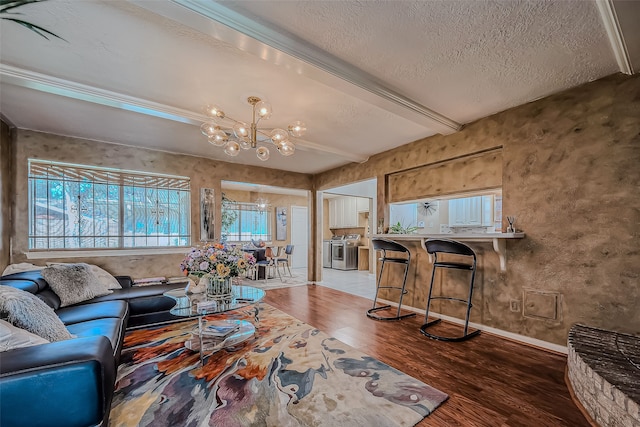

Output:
xmin=164 ymin=285 xmax=265 ymax=365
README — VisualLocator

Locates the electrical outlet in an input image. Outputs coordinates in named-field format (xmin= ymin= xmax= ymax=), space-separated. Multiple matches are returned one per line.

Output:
xmin=417 ymin=221 xmax=425 ymax=227
xmin=510 ymin=299 xmax=521 ymax=312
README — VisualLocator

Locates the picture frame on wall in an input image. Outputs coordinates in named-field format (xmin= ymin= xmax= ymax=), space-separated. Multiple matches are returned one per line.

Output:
xmin=200 ymin=188 xmax=215 ymax=241
xmin=276 ymin=206 xmax=287 ymax=241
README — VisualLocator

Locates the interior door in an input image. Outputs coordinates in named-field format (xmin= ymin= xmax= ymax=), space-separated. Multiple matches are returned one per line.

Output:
xmin=290 ymin=206 xmax=308 ymax=269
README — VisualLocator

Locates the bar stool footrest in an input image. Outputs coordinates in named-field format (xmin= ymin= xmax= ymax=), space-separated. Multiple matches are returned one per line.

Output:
xmin=420 ymin=319 xmax=480 ymax=342
xmin=367 ymin=306 xmax=416 ymax=321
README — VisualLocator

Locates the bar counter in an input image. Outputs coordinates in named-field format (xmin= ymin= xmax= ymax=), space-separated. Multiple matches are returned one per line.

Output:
xmin=367 ymin=232 xmax=526 ymax=326
xmin=372 ymin=232 xmax=525 ymax=271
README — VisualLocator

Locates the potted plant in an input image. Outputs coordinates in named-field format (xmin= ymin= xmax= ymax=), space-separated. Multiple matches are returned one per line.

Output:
xmin=180 ymin=242 xmax=255 ymax=298
xmin=389 ymin=221 xmax=419 ymax=234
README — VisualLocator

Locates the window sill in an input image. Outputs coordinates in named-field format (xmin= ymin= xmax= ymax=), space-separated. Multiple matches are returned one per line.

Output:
xmin=25 ymin=248 xmax=189 ymax=259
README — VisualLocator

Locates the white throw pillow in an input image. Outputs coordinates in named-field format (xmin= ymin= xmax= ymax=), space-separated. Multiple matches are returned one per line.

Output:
xmin=42 ymin=264 xmax=112 ymax=307
xmin=46 ymin=263 xmax=121 ymax=290
xmin=0 ymin=286 xmax=73 ymax=342
xmin=0 ymin=319 xmax=49 ymax=351
xmin=2 ymin=263 xmax=44 ymax=276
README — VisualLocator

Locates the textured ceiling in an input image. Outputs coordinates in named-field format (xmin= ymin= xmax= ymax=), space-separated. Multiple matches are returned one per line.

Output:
xmin=221 ymin=0 xmax=617 ymax=122
xmin=0 ymin=0 xmax=637 ymax=174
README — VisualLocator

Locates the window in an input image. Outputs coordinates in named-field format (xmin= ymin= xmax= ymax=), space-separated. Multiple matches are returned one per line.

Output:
xmin=28 ymin=160 xmax=191 ymax=250
xmin=388 ymin=188 xmax=502 ymax=233
xmin=222 ymin=202 xmax=272 ymax=242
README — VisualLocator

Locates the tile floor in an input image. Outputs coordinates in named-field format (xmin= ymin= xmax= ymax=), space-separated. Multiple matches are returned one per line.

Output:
xmin=290 ymin=267 xmax=377 ymax=300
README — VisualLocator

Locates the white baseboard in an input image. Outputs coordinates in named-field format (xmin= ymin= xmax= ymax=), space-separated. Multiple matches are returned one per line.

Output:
xmin=377 ymin=297 xmax=568 ymax=355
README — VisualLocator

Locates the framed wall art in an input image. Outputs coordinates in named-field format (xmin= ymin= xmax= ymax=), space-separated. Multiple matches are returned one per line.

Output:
xmin=276 ymin=206 xmax=287 ymax=241
xmin=200 ymin=188 xmax=215 ymax=241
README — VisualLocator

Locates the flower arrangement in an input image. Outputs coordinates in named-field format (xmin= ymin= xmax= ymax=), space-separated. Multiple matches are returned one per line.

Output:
xmin=180 ymin=242 xmax=256 ymax=280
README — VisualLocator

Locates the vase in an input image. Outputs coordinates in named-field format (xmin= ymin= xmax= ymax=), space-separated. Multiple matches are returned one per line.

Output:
xmin=206 ymin=276 xmax=233 ymax=300
xmin=185 ymin=276 xmax=206 ymax=294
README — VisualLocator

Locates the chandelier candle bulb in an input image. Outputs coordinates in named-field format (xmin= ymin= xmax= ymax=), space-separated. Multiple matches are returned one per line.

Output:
xmin=208 ymin=127 xmax=228 ymax=146
xmin=204 ymin=104 xmax=225 ymax=119
xmin=224 ymin=141 xmax=240 ymax=156
xmin=288 ymin=121 xmax=306 ymax=137
xmin=200 ymin=96 xmax=306 ymax=161
xmin=270 ymin=128 xmax=289 ymax=144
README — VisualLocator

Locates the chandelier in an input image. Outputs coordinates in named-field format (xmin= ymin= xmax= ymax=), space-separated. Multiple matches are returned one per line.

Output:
xmin=255 ymin=196 xmax=269 ymax=213
xmin=200 ymin=96 xmax=307 ymax=161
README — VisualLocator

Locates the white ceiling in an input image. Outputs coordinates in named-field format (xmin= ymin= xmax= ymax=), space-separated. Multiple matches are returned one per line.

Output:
xmin=1 ymin=0 xmax=638 ymax=174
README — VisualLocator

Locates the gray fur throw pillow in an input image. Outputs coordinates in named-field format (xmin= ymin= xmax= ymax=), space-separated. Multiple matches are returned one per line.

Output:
xmin=42 ymin=263 xmax=112 ymax=307
xmin=0 ymin=286 xmax=73 ymax=342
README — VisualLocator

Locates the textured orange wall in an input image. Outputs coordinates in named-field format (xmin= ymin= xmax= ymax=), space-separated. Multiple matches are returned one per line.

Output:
xmin=315 ymin=73 xmax=640 ymax=345
xmin=10 ymin=130 xmax=312 ymax=279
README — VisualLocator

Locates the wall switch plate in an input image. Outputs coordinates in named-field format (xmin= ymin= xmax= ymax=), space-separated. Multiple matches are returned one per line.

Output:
xmin=510 ymin=299 xmax=521 ymax=312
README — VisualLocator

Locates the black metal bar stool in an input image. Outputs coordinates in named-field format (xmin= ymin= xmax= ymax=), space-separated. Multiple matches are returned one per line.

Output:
xmin=420 ymin=238 xmax=480 ymax=341
xmin=366 ymin=238 xmax=416 ymax=321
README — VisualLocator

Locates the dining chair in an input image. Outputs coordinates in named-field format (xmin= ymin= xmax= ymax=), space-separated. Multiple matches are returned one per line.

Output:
xmin=276 ymin=245 xmax=294 ymax=277
xmin=255 ymin=246 xmax=282 ymax=283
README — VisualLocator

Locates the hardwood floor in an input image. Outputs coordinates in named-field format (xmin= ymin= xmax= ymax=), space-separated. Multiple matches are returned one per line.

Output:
xmin=264 ymin=285 xmax=589 ymax=427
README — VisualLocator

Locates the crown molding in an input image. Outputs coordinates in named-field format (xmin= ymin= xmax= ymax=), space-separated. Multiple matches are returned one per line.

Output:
xmin=156 ymin=0 xmax=461 ymax=134
xmin=0 ymin=63 xmax=205 ymax=125
xmin=596 ymin=0 xmax=634 ymax=75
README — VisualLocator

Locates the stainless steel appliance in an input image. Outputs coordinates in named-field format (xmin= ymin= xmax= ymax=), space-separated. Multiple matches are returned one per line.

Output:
xmin=331 ymin=234 xmax=360 ymax=270
xmin=324 ymin=235 xmax=343 ymax=268
xmin=323 ymin=240 xmax=332 ymax=268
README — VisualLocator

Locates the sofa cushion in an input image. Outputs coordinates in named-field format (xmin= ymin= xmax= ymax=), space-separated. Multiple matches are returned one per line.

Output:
xmin=56 ymin=300 xmax=129 ymax=326
xmin=42 ymin=264 xmax=112 ymax=307
xmin=66 ymin=318 xmax=125 ymax=358
xmin=0 ymin=286 xmax=73 ymax=342
xmin=0 ymin=335 xmax=116 ymax=427
xmin=0 ymin=319 xmax=49 ymax=351
xmin=1 ymin=270 xmax=50 ymax=292
xmin=0 ymin=278 xmax=39 ymax=294
xmin=87 ymin=283 xmax=185 ymax=314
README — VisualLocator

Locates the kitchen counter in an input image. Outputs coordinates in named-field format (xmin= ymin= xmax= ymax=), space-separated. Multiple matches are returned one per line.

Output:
xmin=372 ymin=232 xmax=525 ymax=271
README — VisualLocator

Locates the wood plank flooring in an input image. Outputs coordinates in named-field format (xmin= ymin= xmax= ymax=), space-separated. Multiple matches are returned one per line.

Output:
xmin=263 ymin=284 xmax=589 ymax=427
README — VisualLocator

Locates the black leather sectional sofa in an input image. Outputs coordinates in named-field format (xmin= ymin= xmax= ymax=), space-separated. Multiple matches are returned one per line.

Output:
xmin=0 ymin=270 xmax=187 ymax=427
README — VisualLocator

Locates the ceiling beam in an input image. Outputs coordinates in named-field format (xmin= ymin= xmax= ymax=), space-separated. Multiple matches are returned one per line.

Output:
xmin=135 ymin=0 xmax=462 ymax=135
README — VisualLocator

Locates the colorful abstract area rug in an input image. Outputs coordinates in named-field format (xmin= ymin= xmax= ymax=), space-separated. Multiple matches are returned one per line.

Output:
xmin=109 ymin=304 xmax=448 ymax=427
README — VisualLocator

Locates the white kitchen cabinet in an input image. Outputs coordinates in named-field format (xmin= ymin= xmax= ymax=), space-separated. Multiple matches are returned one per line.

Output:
xmin=448 ymin=196 xmax=483 ymax=227
xmin=342 ymin=197 xmax=358 ymax=227
xmin=329 ymin=198 xmax=340 ymax=228
xmin=329 ymin=196 xmax=360 ymax=228
xmin=356 ymin=197 xmax=369 ymax=213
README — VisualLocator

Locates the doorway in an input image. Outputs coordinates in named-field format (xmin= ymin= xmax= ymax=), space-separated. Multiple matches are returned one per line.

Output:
xmin=290 ymin=206 xmax=308 ymax=268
